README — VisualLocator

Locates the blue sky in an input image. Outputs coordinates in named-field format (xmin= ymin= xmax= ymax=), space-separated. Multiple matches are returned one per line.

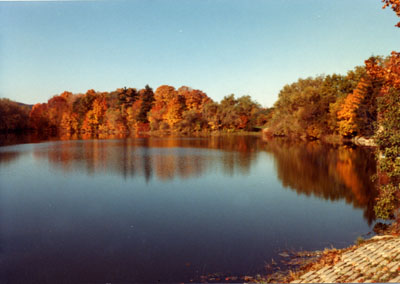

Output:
xmin=0 ymin=0 xmax=399 ymax=107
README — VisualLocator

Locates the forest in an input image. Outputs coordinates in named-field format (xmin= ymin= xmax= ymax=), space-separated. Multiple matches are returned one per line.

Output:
xmin=0 ymin=99 xmax=31 ymax=132
xmin=0 ymin=57 xmax=393 ymax=142
xmin=25 ymin=85 xmax=270 ymax=135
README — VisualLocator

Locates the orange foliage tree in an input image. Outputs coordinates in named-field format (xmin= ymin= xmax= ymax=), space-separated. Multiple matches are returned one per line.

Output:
xmin=337 ymin=78 xmax=372 ymax=137
xmin=82 ymin=94 xmax=107 ymax=133
xmin=148 ymin=85 xmax=174 ymax=130
xmin=148 ymin=85 xmax=184 ymax=130
xmin=29 ymin=103 xmax=49 ymax=131
xmin=177 ymin=86 xmax=211 ymax=112
xmin=47 ymin=93 xmax=71 ymax=131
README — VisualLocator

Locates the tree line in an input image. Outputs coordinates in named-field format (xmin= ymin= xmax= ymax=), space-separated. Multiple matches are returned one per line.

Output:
xmin=265 ymin=65 xmax=378 ymax=140
xmin=24 ymin=85 xmax=269 ymax=135
xmin=0 ymin=56 xmax=395 ymax=142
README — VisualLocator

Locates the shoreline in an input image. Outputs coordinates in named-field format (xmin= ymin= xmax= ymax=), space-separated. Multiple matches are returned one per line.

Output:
xmin=287 ymin=234 xmax=400 ymax=283
xmin=261 ymin=128 xmax=376 ymax=148
xmin=260 ymin=222 xmax=400 ymax=283
xmin=0 ymin=124 xmax=378 ymax=148
xmin=0 ymin=129 xmax=377 ymax=148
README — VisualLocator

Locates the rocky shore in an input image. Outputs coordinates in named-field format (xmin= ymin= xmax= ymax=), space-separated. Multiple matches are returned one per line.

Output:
xmin=256 ymin=221 xmax=400 ymax=283
xmin=289 ymin=234 xmax=400 ymax=283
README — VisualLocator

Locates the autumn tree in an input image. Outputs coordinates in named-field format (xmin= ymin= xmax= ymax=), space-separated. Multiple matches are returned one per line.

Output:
xmin=336 ymin=77 xmax=379 ymax=137
xmin=81 ymin=94 xmax=108 ymax=133
xmin=72 ymin=89 xmax=97 ymax=127
xmin=148 ymin=85 xmax=186 ymax=130
xmin=200 ymin=94 xmax=262 ymax=131
xmin=0 ymin=99 xmax=30 ymax=132
xmin=267 ymin=76 xmax=331 ymax=138
xmin=177 ymin=86 xmax=211 ymax=112
xmin=29 ymin=103 xmax=49 ymax=131
xmin=165 ymin=93 xmax=186 ymax=128
xmin=235 ymin=95 xmax=261 ymax=130
xmin=366 ymin=54 xmax=400 ymax=218
xmin=219 ymin=94 xmax=240 ymax=130
xmin=47 ymin=93 xmax=71 ymax=131
xmin=173 ymin=86 xmax=212 ymax=132
xmin=103 ymin=108 xmax=126 ymax=133
xmin=137 ymin=85 xmax=155 ymax=123
xmin=202 ymin=101 xmax=221 ymax=130
xmin=266 ymin=66 xmax=376 ymax=139
xmin=252 ymin=108 xmax=273 ymax=128
xmin=148 ymin=85 xmax=174 ymax=130
xmin=365 ymin=1 xmax=400 ymax=219
xmin=117 ymin=87 xmax=139 ymax=108
xmin=60 ymin=112 xmax=79 ymax=133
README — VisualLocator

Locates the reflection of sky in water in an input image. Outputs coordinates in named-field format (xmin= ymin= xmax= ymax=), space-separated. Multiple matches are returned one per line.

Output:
xmin=0 ymin=136 xmax=377 ymax=283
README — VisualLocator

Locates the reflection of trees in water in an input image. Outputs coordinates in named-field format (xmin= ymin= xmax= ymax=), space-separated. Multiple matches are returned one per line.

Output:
xmin=0 ymin=132 xmax=58 ymax=165
xmin=263 ymin=139 xmax=377 ymax=224
xmin=2 ymin=134 xmax=376 ymax=222
xmin=0 ymin=132 xmax=50 ymax=147
xmin=30 ymin=135 xmax=263 ymax=182
xmin=0 ymin=151 xmax=21 ymax=165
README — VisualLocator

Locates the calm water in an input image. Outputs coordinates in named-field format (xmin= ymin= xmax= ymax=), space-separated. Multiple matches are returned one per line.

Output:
xmin=0 ymin=135 xmax=377 ymax=283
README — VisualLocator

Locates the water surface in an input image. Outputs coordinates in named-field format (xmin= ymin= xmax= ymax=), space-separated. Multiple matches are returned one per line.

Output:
xmin=0 ymin=135 xmax=377 ymax=282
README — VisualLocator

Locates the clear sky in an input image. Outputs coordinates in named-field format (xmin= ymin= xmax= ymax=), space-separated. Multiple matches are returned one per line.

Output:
xmin=0 ymin=0 xmax=399 ymax=107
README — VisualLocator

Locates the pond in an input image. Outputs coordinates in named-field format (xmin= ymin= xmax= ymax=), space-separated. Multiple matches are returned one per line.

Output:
xmin=0 ymin=134 xmax=377 ymax=283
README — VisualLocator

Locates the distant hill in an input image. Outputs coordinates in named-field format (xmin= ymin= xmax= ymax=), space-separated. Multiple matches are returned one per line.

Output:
xmin=0 ymin=98 xmax=31 ymax=131
xmin=0 ymin=98 xmax=33 ymax=110
xmin=16 ymin=102 xmax=34 ymax=110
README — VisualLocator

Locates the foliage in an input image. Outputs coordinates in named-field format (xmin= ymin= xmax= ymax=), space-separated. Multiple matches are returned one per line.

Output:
xmin=374 ymin=184 xmax=398 ymax=219
xmin=366 ymin=0 xmax=400 ymax=218
xmin=267 ymin=69 xmax=371 ymax=139
xmin=25 ymin=84 xmax=267 ymax=135
xmin=200 ymin=94 xmax=264 ymax=131
xmin=0 ymin=99 xmax=30 ymax=132
xmin=371 ymin=81 xmax=400 ymax=219
xmin=268 ymin=76 xmax=327 ymax=138
xmin=29 ymin=103 xmax=49 ymax=131
xmin=337 ymin=74 xmax=380 ymax=137
xmin=137 ymin=85 xmax=155 ymax=123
